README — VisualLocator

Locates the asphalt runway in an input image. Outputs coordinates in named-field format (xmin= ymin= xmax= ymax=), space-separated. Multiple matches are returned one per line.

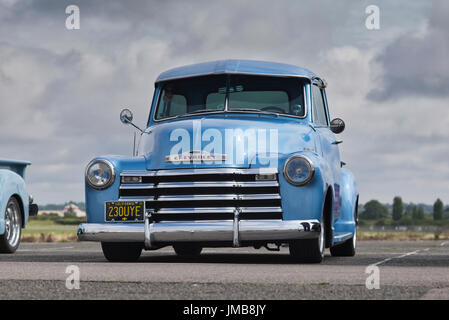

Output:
xmin=0 ymin=241 xmax=448 ymax=300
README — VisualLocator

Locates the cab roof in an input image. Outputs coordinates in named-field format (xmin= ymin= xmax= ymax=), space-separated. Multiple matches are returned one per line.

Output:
xmin=156 ymin=59 xmax=318 ymax=83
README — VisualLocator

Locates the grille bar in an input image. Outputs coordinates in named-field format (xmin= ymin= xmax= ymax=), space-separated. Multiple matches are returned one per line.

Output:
xmin=121 ymin=168 xmax=278 ymax=176
xmin=156 ymin=207 xmax=283 ymax=214
xmin=120 ymin=183 xmax=155 ymax=190
xmin=120 ymin=181 xmax=279 ymax=189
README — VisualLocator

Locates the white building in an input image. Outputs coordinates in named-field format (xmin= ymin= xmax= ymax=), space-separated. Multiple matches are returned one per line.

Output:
xmin=62 ymin=203 xmax=86 ymax=217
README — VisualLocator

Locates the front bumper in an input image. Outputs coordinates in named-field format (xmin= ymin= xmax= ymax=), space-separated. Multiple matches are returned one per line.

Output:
xmin=77 ymin=219 xmax=320 ymax=248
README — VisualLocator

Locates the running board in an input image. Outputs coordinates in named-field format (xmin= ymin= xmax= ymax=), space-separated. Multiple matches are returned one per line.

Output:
xmin=333 ymin=232 xmax=353 ymax=244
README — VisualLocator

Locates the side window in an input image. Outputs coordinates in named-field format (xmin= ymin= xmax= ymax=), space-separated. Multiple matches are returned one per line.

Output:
xmin=312 ymin=85 xmax=328 ymax=126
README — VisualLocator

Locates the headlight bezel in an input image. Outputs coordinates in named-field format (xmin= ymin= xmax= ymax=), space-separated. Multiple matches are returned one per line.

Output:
xmin=85 ymin=159 xmax=116 ymax=190
xmin=283 ymin=155 xmax=315 ymax=186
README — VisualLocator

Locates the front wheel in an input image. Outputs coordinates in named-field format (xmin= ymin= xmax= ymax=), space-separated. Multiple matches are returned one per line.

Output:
xmin=289 ymin=220 xmax=325 ymax=263
xmin=0 ymin=197 xmax=22 ymax=254
xmin=101 ymin=242 xmax=142 ymax=262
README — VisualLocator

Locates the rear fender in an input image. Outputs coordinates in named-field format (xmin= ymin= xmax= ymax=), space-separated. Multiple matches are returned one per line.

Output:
xmin=333 ymin=168 xmax=358 ymax=235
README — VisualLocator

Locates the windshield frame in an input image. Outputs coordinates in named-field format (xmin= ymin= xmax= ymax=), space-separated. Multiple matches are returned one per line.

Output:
xmin=152 ymin=74 xmax=309 ymax=123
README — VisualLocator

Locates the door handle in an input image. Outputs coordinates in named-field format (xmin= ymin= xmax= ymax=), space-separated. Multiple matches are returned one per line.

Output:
xmin=332 ymin=140 xmax=343 ymax=145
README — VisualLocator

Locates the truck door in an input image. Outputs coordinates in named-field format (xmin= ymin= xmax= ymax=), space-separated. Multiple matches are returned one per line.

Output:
xmin=311 ymin=83 xmax=342 ymax=218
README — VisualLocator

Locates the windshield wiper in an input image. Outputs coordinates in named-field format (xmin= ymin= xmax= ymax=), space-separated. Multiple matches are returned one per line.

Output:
xmin=174 ymin=107 xmax=280 ymax=119
xmin=230 ymin=108 xmax=279 ymax=115
xmin=175 ymin=109 xmax=224 ymax=118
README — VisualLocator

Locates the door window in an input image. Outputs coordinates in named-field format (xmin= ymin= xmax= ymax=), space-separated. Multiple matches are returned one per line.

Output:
xmin=312 ymin=85 xmax=328 ymax=126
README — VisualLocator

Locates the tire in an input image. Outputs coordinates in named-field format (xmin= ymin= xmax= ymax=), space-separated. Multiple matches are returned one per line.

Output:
xmin=173 ymin=244 xmax=202 ymax=257
xmin=0 ymin=197 xmax=22 ymax=254
xmin=289 ymin=218 xmax=325 ymax=263
xmin=330 ymin=228 xmax=356 ymax=257
xmin=101 ymin=242 xmax=142 ymax=262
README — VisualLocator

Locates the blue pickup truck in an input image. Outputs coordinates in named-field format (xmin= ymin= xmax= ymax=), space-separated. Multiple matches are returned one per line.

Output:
xmin=0 ymin=158 xmax=38 ymax=253
xmin=78 ymin=60 xmax=358 ymax=263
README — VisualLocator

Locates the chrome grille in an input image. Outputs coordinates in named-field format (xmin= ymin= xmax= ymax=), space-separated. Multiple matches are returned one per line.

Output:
xmin=119 ymin=168 xmax=282 ymax=221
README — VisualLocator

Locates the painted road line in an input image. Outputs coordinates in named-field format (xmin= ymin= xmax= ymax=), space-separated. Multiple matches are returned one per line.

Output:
xmin=371 ymin=243 xmax=445 ymax=267
xmin=372 ymin=249 xmax=421 ymax=266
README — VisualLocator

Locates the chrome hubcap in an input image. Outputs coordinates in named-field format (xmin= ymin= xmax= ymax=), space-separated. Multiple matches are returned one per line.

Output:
xmin=4 ymin=202 xmax=20 ymax=248
xmin=319 ymin=220 xmax=325 ymax=255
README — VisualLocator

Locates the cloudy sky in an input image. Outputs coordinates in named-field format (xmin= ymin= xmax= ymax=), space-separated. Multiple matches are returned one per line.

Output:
xmin=1 ymin=0 xmax=448 ymax=205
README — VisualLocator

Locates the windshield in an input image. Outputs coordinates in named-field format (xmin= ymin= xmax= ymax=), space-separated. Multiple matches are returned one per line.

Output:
xmin=154 ymin=74 xmax=306 ymax=120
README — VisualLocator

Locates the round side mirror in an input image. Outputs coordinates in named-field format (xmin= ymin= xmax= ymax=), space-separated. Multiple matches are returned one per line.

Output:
xmin=120 ymin=108 xmax=133 ymax=124
xmin=330 ymin=118 xmax=345 ymax=134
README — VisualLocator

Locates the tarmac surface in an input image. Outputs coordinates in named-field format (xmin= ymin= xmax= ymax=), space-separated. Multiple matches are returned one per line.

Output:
xmin=0 ymin=240 xmax=448 ymax=300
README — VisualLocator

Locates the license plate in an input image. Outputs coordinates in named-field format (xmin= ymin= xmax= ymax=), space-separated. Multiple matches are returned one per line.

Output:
xmin=105 ymin=201 xmax=144 ymax=221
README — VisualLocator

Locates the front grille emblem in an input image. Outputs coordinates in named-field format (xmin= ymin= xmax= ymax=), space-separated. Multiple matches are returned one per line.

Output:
xmin=165 ymin=150 xmax=226 ymax=163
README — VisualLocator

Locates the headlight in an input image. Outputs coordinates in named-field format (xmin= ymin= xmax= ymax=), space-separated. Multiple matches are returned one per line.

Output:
xmin=85 ymin=159 xmax=115 ymax=189
xmin=283 ymin=155 xmax=315 ymax=186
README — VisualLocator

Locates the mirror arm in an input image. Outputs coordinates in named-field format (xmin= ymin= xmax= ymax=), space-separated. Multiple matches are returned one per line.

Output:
xmin=127 ymin=120 xmax=144 ymax=134
xmin=133 ymin=132 xmax=136 ymax=156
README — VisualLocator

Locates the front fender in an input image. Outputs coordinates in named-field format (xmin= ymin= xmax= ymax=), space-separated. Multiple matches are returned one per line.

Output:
xmin=273 ymin=151 xmax=333 ymax=222
xmin=0 ymin=170 xmax=29 ymax=234
xmin=85 ymin=156 xmax=147 ymax=223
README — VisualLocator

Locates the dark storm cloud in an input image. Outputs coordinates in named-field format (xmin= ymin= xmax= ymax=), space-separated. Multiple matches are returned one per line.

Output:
xmin=1 ymin=0 xmax=341 ymax=64
xmin=367 ymin=0 xmax=449 ymax=101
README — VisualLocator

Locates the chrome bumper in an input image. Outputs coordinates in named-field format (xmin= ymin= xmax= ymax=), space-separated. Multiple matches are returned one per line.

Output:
xmin=77 ymin=219 xmax=320 ymax=248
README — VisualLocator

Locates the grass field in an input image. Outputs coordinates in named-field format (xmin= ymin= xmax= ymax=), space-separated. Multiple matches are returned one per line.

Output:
xmin=21 ymin=219 xmax=78 ymax=242
xmin=357 ymin=231 xmax=449 ymax=241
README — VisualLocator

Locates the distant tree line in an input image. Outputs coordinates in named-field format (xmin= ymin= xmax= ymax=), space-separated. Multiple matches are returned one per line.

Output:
xmin=359 ymin=197 xmax=448 ymax=225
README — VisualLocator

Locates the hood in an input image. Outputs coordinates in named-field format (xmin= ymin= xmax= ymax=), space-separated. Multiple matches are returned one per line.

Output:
xmin=138 ymin=114 xmax=318 ymax=170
